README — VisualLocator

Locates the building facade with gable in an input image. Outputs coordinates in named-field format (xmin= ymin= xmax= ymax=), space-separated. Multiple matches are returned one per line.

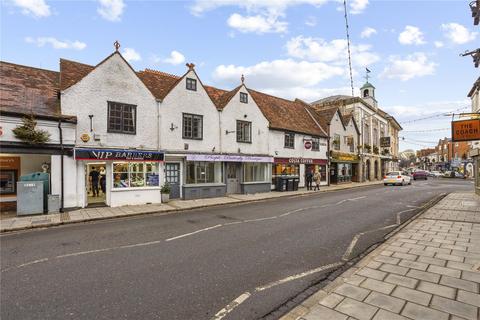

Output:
xmin=467 ymin=77 xmax=480 ymax=194
xmin=312 ymin=80 xmax=401 ymax=182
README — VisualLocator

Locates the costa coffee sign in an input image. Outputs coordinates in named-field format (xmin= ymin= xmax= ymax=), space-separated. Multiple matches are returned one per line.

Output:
xmin=274 ymin=157 xmax=327 ymax=165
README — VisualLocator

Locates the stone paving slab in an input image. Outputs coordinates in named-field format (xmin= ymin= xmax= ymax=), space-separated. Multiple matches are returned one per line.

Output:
xmin=0 ymin=181 xmax=382 ymax=232
xmin=280 ymin=192 xmax=480 ymax=320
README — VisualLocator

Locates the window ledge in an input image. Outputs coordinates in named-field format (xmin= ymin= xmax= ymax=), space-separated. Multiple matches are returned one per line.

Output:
xmin=241 ymin=181 xmax=270 ymax=185
xmin=183 ymin=183 xmax=226 ymax=187
xmin=111 ymin=186 xmax=161 ymax=192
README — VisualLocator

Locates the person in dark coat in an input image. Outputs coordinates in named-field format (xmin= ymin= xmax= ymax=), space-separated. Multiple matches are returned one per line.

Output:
xmin=306 ymin=169 xmax=313 ymax=190
xmin=89 ymin=167 xmax=100 ymax=197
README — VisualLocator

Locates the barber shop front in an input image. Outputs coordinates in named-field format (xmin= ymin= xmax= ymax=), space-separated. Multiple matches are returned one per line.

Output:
xmin=74 ymin=148 xmax=164 ymax=207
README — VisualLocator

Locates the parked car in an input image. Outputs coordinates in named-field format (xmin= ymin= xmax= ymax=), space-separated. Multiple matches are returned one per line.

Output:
xmin=412 ymin=170 xmax=428 ymax=180
xmin=428 ymin=171 xmax=442 ymax=177
xmin=383 ymin=171 xmax=412 ymax=186
xmin=443 ymin=171 xmax=453 ymax=178
xmin=454 ymin=172 xmax=465 ymax=179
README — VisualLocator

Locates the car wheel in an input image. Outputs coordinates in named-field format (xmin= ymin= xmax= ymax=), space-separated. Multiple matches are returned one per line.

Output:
xmin=402 ymin=180 xmax=405 ymax=186
xmin=384 ymin=183 xmax=388 ymax=186
xmin=408 ymin=180 xmax=412 ymax=185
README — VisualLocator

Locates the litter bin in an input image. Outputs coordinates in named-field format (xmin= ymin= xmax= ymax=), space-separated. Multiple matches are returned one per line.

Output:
xmin=292 ymin=178 xmax=299 ymax=191
xmin=276 ymin=177 xmax=288 ymax=191
xmin=286 ymin=178 xmax=294 ymax=191
xmin=48 ymin=194 xmax=60 ymax=213
xmin=20 ymin=172 xmax=49 ymax=213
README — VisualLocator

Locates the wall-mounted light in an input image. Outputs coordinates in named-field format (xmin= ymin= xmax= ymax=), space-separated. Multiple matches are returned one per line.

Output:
xmin=226 ymin=130 xmax=236 ymax=135
xmin=88 ymin=115 xmax=94 ymax=132
xmin=275 ymin=151 xmax=278 ymax=155
xmin=244 ymin=114 xmax=248 ymax=118
xmin=170 ymin=123 xmax=178 ymax=131
xmin=212 ymin=147 xmax=215 ymax=152
xmin=238 ymin=148 xmax=241 ymax=153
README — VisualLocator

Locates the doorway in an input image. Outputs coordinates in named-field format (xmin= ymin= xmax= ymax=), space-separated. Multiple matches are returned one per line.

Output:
xmin=165 ymin=163 xmax=181 ymax=199
xmin=226 ymin=163 xmax=240 ymax=194
xmin=86 ymin=163 xmax=107 ymax=207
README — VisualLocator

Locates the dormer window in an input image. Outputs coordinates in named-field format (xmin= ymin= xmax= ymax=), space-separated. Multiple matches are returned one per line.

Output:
xmin=186 ymin=78 xmax=197 ymax=91
xmin=240 ymin=92 xmax=248 ymax=103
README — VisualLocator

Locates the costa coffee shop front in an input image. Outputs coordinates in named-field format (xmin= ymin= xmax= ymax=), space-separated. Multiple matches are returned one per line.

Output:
xmin=74 ymin=148 xmax=164 ymax=207
xmin=272 ymin=157 xmax=328 ymax=189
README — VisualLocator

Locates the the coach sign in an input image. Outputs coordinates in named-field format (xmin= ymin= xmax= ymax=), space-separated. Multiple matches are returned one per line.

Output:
xmin=452 ymin=119 xmax=480 ymax=142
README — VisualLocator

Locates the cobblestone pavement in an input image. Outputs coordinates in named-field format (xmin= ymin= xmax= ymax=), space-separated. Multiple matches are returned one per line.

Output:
xmin=281 ymin=192 xmax=480 ymax=320
xmin=0 ymin=181 xmax=382 ymax=233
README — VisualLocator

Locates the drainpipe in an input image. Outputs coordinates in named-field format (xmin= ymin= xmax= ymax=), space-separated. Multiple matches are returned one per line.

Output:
xmin=327 ymin=135 xmax=331 ymax=186
xmin=58 ymin=119 xmax=65 ymax=213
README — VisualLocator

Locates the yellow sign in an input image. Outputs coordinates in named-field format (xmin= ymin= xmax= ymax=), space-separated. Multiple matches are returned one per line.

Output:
xmin=331 ymin=151 xmax=359 ymax=162
xmin=80 ymin=133 xmax=90 ymax=143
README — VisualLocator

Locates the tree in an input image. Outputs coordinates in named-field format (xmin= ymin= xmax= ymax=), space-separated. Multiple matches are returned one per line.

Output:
xmin=12 ymin=115 xmax=50 ymax=144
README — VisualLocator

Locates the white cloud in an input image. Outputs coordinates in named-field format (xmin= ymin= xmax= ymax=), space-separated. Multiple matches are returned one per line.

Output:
xmin=163 ymin=50 xmax=185 ymax=65
xmin=25 ymin=37 xmax=86 ymax=50
xmin=360 ymin=27 xmax=377 ymax=39
xmin=434 ymin=41 xmax=444 ymax=48
xmin=286 ymin=36 xmax=380 ymax=68
xmin=441 ymin=23 xmax=477 ymax=44
xmin=305 ymin=16 xmax=317 ymax=27
xmin=381 ymin=52 xmax=436 ymax=81
xmin=97 ymin=0 xmax=125 ymax=22
xmin=122 ymin=47 xmax=141 ymax=62
xmin=227 ymin=13 xmax=287 ymax=33
xmin=349 ymin=0 xmax=368 ymax=14
xmin=212 ymin=59 xmax=344 ymax=95
xmin=12 ymin=0 xmax=50 ymax=17
xmin=398 ymin=25 xmax=426 ymax=45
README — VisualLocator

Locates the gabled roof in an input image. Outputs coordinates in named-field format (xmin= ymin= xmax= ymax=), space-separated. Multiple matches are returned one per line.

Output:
xmin=248 ymin=89 xmax=327 ymax=137
xmin=60 ymin=58 xmax=94 ymax=91
xmin=137 ymin=69 xmax=181 ymax=101
xmin=468 ymin=77 xmax=480 ymax=98
xmin=204 ymin=85 xmax=242 ymax=110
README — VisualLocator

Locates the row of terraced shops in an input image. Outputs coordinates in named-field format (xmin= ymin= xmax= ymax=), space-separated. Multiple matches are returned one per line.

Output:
xmin=0 ymin=47 xmax=400 ymax=211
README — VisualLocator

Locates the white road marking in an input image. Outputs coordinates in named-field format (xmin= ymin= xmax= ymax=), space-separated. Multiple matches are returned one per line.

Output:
xmin=255 ymin=262 xmax=344 ymax=292
xmin=165 ymin=224 xmax=222 ymax=242
xmin=211 ymin=292 xmax=251 ymax=320
xmin=406 ymin=205 xmax=421 ymax=208
xmin=17 ymin=258 xmax=49 ymax=268
xmin=396 ymin=208 xmax=416 ymax=225
xmin=349 ymin=196 xmax=367 ymax=201
xmin=342 ymin=224 xmax=398 ymax=261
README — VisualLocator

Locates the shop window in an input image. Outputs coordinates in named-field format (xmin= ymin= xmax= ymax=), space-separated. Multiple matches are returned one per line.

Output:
xmin=0 ymin=170 xmax=17 ymax=195
xmin=183 ymin=113 xmax=203 ymax=140
xmin=312 ymin=137 xmax=320 ymax=151
xmin=186 ymin=161 xmax=223 ymax=184
xmin=186 ymin=78 xmax=197 ymax=91
xmin=237 ymin=120 xmax=252 ymax=143
xmin=113 ymin=162 xmax=159 ymax=188
xmin=240 ymin=92 xmax=248 ymax=103
xmin=108 ymin=102 xmax=136 ymax=134
xmin=284 ymin=132 xmax=295 ymax=149
xmin=333 ymin=134 xmax=341 ymax=151
xmin=244 ymin=163 xmax=268 ymax=182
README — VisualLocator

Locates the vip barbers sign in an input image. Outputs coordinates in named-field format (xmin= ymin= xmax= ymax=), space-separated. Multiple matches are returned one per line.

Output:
xmin=74 ymin=148 xmax=164 ymax=162
xmin=380 ymin=137 xmax=391 ymax=148
xmin=452 ymin=119 xmax=480 ymax=142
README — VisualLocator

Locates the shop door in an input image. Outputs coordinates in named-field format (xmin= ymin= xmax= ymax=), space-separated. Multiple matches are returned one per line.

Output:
xmin=86 ymin=163 xmax=107 ymax=207
xmin=165 ymin=163 xmax=180 ymax=199
xmin=226 ymin=163 xmax=240 ymax=194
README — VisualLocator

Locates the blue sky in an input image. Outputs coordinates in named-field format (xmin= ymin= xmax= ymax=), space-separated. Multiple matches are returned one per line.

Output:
xmin=1 ymin=0 xmax=478 ymax=151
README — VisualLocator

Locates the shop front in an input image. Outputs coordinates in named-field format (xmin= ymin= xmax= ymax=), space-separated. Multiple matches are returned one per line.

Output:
xmin=273 ymin=157 xmax=328 ymax=190
xmin=74 ymin=148 xmax=164 ymax=207
xmin=330 ymin=151 xmax=360 ymax=183
xmin=184 ymin=154 xmax=273 ymax=200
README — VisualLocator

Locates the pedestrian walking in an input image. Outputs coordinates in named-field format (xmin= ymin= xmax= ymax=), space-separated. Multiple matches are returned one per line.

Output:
xmin=89 ymin=166 xmax=100 ymax=197
xmin=306 ymin=169 xmax=313 ymax=190
xmin=313 ymin=170 xmax=321 ymax=191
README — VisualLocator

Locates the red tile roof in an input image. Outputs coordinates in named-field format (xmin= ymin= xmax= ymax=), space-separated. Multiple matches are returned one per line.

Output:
xmin=0 ymin=61 xmax=62 ymax=117
xmin=248 ymin=89 xmax=327 ymax=137
xmin=59 ymin=58 xmax=94 ymax=91
xmin=137 ymin=68 xmax=182 ymax=101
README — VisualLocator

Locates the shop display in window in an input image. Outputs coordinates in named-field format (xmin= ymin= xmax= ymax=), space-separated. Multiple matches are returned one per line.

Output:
xmin=113 ymin=162 xmax=160 ymax=188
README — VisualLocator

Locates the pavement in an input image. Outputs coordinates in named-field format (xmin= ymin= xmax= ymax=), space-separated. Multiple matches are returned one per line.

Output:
xmin=0 ymin=180 xmax=383 ymax=233
xmin=281 ymin=191 xmax=480 ymax=320
xmin=1 ymin=179 xmax=473 ymax=320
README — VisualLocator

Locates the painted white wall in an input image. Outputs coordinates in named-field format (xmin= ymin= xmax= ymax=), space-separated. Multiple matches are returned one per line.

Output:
xmin=61 ymin=53 xmax=159 ymax=150
xmin=159 ymin=70 xmax=220 ymax=153
xmin=110 ymin=188 xmax=161 ymax=207
xmin=219 ymin=86 xmax=270 ymax=155
xmin=0 ymin=116 xmax=76 ymax=146
xmin=329 ymin=112 xmax=358 ymax=153
xmin=51 ymin=155 xmax=77 ymax=208
xmin=269 ymin=130 xmax=328 ymax=160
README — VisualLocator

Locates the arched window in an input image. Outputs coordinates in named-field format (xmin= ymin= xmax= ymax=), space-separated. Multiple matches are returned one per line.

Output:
xmin=363 ymin=89 xmax=369 ymax=97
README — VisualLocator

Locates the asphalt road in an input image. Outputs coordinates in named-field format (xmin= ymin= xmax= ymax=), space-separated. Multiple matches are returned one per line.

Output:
xmin=0 ymin=178 xmax=473 ymax=320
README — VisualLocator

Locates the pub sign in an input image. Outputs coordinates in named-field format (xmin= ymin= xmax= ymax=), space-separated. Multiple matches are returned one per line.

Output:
xmin=380 ymin=137 xmax=391 ymax=148
xmin=451 ymin=119 xmax=480 ymax=142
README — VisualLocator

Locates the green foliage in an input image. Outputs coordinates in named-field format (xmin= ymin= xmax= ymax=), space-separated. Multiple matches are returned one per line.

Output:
xmin=12 ymin=115 xmax=50 ymax=144
xmin=373 ymin=146 xmax=379 ymax=154
xmin=160 ymin=183 xmax=171 ymax=194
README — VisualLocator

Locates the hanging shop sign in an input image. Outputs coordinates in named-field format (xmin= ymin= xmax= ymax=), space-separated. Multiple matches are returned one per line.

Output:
xmin=304 ymin=140 xmax=312 ymax=149
xmin=452 ymin=119 xmax=480 ymax=142
xmin=274 ymin=157 xmax=327 ymax=165
xmin=330 ymin=151 xmax=360 ymax=162
xmin=74 ymin=148 xmax=164 ymax=162
xmin=186 ymin=154 xmax=273 ymax=163
xmin=380 ymin=137 xmax=391 ymax=148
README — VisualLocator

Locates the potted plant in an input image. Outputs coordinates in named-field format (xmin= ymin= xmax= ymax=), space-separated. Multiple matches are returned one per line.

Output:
xmin=373 ymin=146 xmax=379 ymax=154
xmin=160 ymin=183 xmax=171 ymax=203
xmin=364 ymin=144 xmax=372 ymax=153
